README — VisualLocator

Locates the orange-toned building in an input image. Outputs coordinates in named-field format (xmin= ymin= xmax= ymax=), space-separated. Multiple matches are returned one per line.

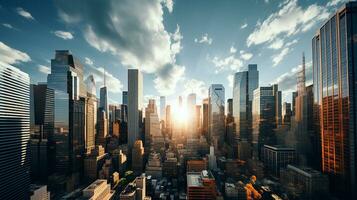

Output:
xmin=187 ymin=170 xmax=217 ymax=200
xmin=187 ymin=159 xmax=207 ymax=172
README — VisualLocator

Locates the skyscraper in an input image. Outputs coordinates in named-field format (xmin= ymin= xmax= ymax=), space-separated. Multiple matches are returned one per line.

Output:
xmin=122 ymin=91 xmax=128 ymax=105
xmin=187 ymin=93 xmax=197 ymax=138
xmin=128 ymin=69 xmax=143 ymax=148
xmin=208 ymin=84 xmax=225 ymax=150
xmin=233 ymin=65 xmax=259 ymax=160
xmin=47 ymin=50 xmax=86 ymax=187
xmin=272 ymin=84 xmax=282 ymax=128
xmin=160 ymin=96 xmax=166 ymax=121
xmin=85 ymin=75 xmax=97 ymax=152
xmin=145 ymin=99 xmax=157 ymax=145
xmin=252 ymin=86 xmax=276 ymax=158
xmin=202 ymin=98 xmax=209 ymax=137
xmin=0 ymin=62 xmax=30 ymax=199
xmin=312 ymin=2 xmax=357 ymax=196
xmin=282 ymin=102 xmax=292 ymax=125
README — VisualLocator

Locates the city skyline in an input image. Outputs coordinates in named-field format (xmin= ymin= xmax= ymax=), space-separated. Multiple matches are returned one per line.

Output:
xmin=0 ymin=0 xmax=350 ymax=106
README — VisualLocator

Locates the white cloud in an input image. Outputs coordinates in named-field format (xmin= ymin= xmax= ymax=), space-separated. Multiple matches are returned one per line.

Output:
xmin=239 ymin=50 xmax=253 ymax=61
xmin=211 ymin=55 xmax=244 ymax=73
xmin=0 ymin=41 xmax=31 ymax=64
xmin=227 ymin=74 xmax=234 ymax=88
xmin=327 ymin=0 xmax=348 ymax=7
xmin=53 ymin=30 xmax=74 ymax=40
xmin=268 ymin=38 xmax=284 ymax=49
xmin=194 ymin=33 xmax=213 ymax=45
xmin=240 ymin=23 xmax=248 ymax=29
xmin=85 ymin=57 xmax=94 ymax=65
xmin=2 ymin=23 xmax=14 ymax=29
xmin=38 ymin=65 xmax=50 ymax=74
xmin=246 ymin=0 xmax=329 ymax=47
xmin=272 ymin=47 xmax=290 ymax=66
xmin=16 ymin=7 xmax=35 ymax=20
xmin=57 ymin=0 xmax=184 ymax=96
xmin=230 ymin=46 xmax=237 ymax=54
xmin=182 ymin=78 xmax=208 ymax=102
xmin=86 ymin=65 xmax=123 ymax=94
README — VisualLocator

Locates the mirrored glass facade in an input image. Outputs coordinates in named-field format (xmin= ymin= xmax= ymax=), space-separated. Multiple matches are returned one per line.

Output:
xmin=208 ymin=84 xmax=225 ymax=148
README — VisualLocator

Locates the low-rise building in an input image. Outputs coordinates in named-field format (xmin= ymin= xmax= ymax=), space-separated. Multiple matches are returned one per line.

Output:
xmin=187 ymin=170 xmax=217 ymax=200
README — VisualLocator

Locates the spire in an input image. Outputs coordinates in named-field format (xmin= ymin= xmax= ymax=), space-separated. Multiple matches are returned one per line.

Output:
xmin=103 ymin=66 xmax=106 ymax=87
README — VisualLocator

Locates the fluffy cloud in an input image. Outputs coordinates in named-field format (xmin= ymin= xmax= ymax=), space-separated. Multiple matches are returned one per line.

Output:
xmin=247 ymin=0 xmax=329 ymax=47
xmin=0 ymin=41 xmax=31 ymax=64
xmin=38 ymin=65 xmax=51 ymax=74
xmin=194 ymin=33 xmax=213 ymax=45
xmin=2 ymin=23 xmax=14 ymax=29
xmin=85 ymin=57 xmax=94 ymax=65
xmin=227 ymin=74 xmax=234 ymax=88
xmin=240 ymin=23 xmax=248 ymax=29
xmin=85 ymin=65 xmax=123 ymax=94
xmin=16 ymin=7 xmax=35 ymax=20
xmin=53 ymin=30 xmax=74 ymax=40
xmin=239 ymin=50 xmax=253 ymax=61
xmin=230 ymin=46 xmax=237 ymax=54
xmin=56 ymin=0 xmax=184 ymax=96
xmin=272 ymin=60 xmax=312 ymax=92
xmin=182 ymin=78 xmax=208 ymax=102
xmin=268 ymin=38 xmax=284 ymax=49
xmin=272 ymin=47 xmax=290 ymax=66
xmin=211 ymin=55 xmax=243 ymax=73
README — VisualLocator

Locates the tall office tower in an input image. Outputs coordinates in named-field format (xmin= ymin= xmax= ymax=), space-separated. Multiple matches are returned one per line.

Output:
xmin=282 ymin=102 xmax=292 ymax=125
xmin=85 ymin=76 xmax=97 ymax=153
xmin=128 ymin=69 xmax=143 ymax=149
xmin=187 ymin=93 xmax=197 ymax=138
xmin=312 ymin=2 xmax=357 ymax=196
xmin=122 ymin=91 xmax=128 ymax=105
xmin=132 ymin=140 xmax=144 ymax=175
xmin=0 ymin=63 xmax=30 ymax=199
xmin=202 ymin=98 xmax=209 ymax=137
xmin=30 ymin=84 xmax=54 ymax=182
xmin=291 ymin=91 xmax=297 ymax=116
xmin=195 ymin=105 xmax=202 ymax=136
xmin=233 ymin=65 xmax=259 ymax=160
xmin=83 ymin=145 xmax=107 ymax=181
xmin=272 ymin=84 xmax=282 ymax=128
xmin=208 ymin=84 xmax=225 ymax=151
xmin=252 ymin=86 xmax=276 ymax=159
xmin=160 ymin=96 xmax=166 ymax=121
xmin=226 ymin=99 xmax=235 ymax=148
xmin=97 ymin=110 xmax=108 ymax=147
xmin=149 ymin=112 xmax=164 ymax=151
xmin=144 ymin=99 xmax=157 ymax=145
xmin=165 ymin=105 xmax=172 ymax=137
xmin=227 ymin=98 xmax=233 ymax=117
xmin=47 ymin=50 xmax=86 ymax=188
xmin=108 ymin=104 xmax=118 ymax=136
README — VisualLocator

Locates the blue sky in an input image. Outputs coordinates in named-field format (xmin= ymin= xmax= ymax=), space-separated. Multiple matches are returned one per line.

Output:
xmin=0 ymin=0 xmax=349 ymax=105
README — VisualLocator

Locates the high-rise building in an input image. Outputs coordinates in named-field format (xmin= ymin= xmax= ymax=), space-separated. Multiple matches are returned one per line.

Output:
xmin=272 ymin=84 xmax=282 ymax=128
xmin=0 ymin=63 xmax=31 ymax=199
xmin=97 ymin=110 xmax=108 ymax=148
xmin=122 ymin=91 xmax=128 ymax=105
xmin=187 ymin=170 xmax=217 ymax=200
xmin=165 ymin=105 xmax=172 ymax=137
xmin=252 ymin=86 xmax=276 ymax=158
xmin=120 ymin=175 xmax=149 ymax=200
xmin=292 ymin=91 xmax=297 ymax=116
xmin=47 ymin=50 xmax=86 ymax=187
xmin=282 ymin=102 xmax=292 ymax=125
xmin=262 ymin=145 xmax=296 ymax=177
xmin=187 ymin=93 xmax=197 ymax=138
xmin=208 ymin=84 xmax=225 ymax=150
xmin=132 ymin=140 xmax=144 ymax=175
xmin=128 ymin=69 xmax=143 ymax=148
xmin=160 ymin=96 xmax=166 ymax=121
xmin=202 ymin=98 xmax=209 ymax=137
xmin=144 ymin=99 xmax=157 ymax=145
xmin=86 ymin=77 xmax=97 ymax=152
xmin=227 ymin=98 xmax=233 ymax=117
xmin=84 ymin=145 xmax=107 ymax=181
xmin=312 ymin=2 xmax=357 ymax=196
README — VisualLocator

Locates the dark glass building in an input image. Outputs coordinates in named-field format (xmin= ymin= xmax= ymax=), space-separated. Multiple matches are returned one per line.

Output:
xmin=312 ymin=2 xmax=357 ymax=197
xmin=47 ymin=50 xmax=86 ymax=189
xmin=0 ymin=63 xmax=30 ymax=199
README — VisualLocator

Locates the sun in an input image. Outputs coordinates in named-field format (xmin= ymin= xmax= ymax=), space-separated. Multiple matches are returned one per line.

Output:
xmin=172 ymin=102 xmax=188 ymax=125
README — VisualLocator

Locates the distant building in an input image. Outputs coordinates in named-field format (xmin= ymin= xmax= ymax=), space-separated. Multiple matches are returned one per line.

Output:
xmin=145 ymin=152 xmax=162 ymax=179
xmin=187 ymin=159 xmax=207 ymax=172
xmin=282 ymin=102 xmax=291 ymax=126
xmin=202 ymin=98 xmax=209 ymax=137
xmin=29 ymin=185 xmax=50 ymax=200
xmin=84 ymin=145 xmax=107 ymax=181
xmin=280 ymin=165 xmax=329 ymax=200
xmin=112 ymin=149 xmax=127 ymax=175
xmin=85 ymin=82 xmax=97 ymax=152
xmin=97 ymin=110 xmax=108 ymax=148
xmin=0 ymin=62 xmax=31 ymax=199
xmin=132 ymin=140 xmax=144 ymax=174
xmin=120 ymin=175 xmax=150 ymax=200
xmin=82 ymin=179 xmax=115 ymax=200
xmin=163 ymin=157 xmax=178 ymax=177
xmin=160 ymin=96 xmax=166 ymax=121
xmin=145 ymin=99 xmax=157 ymax=146
xmin=262 ymin=145 xmax=296 ymax=177
xmin=122 ymin=91 xmax=128 ymax=105
xmin=187 ymin=170 xmax=217 ymax=200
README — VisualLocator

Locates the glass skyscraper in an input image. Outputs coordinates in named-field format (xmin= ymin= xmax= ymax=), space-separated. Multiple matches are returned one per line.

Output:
xmin=312 ymin=2 xmax=357 ymax=197
xmin=0 ymin=62 xmax=30 ymax=199
xmin=47 ymin=50 xmax=86 ymax=185
xmin=208 ymin=84 xmax=225 ymax=150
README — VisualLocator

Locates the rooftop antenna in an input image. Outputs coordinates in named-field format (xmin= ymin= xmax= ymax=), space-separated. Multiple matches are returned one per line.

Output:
xmin=103 ymin=66 xmax=106 ymax=87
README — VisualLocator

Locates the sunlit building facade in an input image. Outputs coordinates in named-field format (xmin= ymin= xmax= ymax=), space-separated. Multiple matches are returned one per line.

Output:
xmin=0 ymin=63 xmax=31 ymax=199
xmin=208 ymin=84 xmax=225 ymax=149
xmin=312 ymin=2 xmax=357 ymax=196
